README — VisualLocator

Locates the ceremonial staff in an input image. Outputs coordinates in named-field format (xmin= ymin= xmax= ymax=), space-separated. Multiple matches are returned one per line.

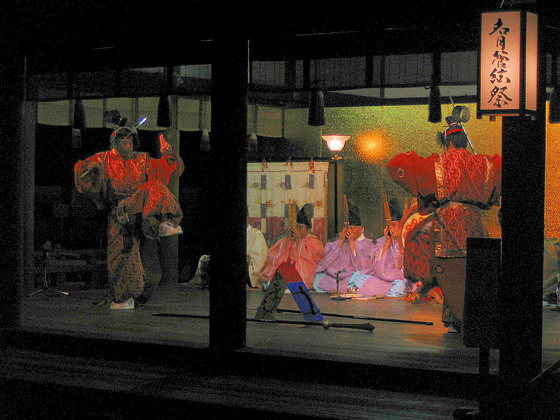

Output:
xmin=380 ymin=194 xmax=393 ymax=257
xmin=342 ymin=195 xmax=356 ymax=256
xmin=288 ymin=202 xmax=298 ymax=238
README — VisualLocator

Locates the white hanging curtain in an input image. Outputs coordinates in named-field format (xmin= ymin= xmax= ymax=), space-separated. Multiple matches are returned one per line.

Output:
xmin=247 ymin=160 xmax=329 ymax=246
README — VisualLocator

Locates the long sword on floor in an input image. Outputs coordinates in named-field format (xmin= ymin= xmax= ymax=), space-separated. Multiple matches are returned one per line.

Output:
xmin=272 ymin=308 xmax=433 ymax=326
xmin=152 ymin=313 xmax=375 ymax=332
xmin=168 ymin=305 xmax=434 ymax=326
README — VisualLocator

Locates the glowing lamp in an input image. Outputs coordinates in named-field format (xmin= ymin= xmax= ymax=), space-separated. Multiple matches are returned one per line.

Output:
xmin=322 ymin=135 xmax=351 ymax=153
xmin=478 ymin=10 xmax=539 ymax=118
xmin=322 ymin=135 xmax=351 ymax=236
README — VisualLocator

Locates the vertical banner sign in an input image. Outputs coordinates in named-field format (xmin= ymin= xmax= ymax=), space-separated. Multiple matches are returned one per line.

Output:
xmin=478 ymin=11 xmax=538 ymax=117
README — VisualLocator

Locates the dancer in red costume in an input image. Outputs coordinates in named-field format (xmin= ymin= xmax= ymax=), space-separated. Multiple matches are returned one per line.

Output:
xmin=74 ymin=111 xmax=184 ymax=309
xmin=387 ymin=106 xmax=501 ymax=332
xmin=258 ymin=203 xmax=324 ymax=290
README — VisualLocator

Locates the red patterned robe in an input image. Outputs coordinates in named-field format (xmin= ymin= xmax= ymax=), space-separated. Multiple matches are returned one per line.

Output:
xmin=387 ymin=145 xmax=502 ymax=294
xmin=74 ymin=149 xmax=183 ymax=303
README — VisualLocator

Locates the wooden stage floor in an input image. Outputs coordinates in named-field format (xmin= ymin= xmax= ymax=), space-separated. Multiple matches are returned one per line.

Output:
xmin=19 ymin=282 xmax=560 ymax=377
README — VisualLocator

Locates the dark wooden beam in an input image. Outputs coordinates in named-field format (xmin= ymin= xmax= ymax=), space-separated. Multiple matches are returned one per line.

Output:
xmin=208 ymin=26 xmax=248 ymax=352
xmin=0 ymin=6 xmax=29 ymax=329
xmin=498 ymin=9 xmax=548 ymax=382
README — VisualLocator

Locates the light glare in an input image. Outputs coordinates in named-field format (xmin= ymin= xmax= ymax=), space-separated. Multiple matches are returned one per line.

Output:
xmin=322 ymin=135 xmax=351 ymax=152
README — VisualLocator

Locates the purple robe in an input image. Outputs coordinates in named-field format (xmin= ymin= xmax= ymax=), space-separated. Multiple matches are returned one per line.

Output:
xmin=314 ymin=236 xmax=379 ymax=292
xmin=354 ymin=236 xmax=414 ymax=297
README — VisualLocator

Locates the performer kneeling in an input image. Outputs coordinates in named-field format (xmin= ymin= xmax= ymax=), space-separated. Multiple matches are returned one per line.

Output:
xmin=387 ymin=107 xmax=501 ymax=332
xmin=314 ymin=199 xmax=414 ymax=297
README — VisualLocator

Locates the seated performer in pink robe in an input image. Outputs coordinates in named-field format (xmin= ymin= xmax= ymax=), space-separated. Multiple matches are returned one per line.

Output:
xmin=258 ymin=203 xmax=324 ymax=290
xmin=74 ymin=111 xmax=184 ymax=310
xmin=314 ymin=202 xmax=378 ymax=293
xmin=352 ymin=199 xmax=416 ymax=297
xmin=314 ymin=200 xmax=413 ymax=296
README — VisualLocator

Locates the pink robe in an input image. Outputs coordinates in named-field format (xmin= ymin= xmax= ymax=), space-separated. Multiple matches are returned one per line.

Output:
xmin=314 ymin=236 xmax=379 ymax=292
xmin=259 ymin=234 xmax=324 ymax=289
xmin=355 ymin=236 xmax=415 ymax=297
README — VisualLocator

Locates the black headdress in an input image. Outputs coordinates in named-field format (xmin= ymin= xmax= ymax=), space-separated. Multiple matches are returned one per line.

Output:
xmin=347 ymin=202 xmax=362 ymax=226
xmin=436 ymin=105 xmax=470 ymax=150
xmin=296 ymin=203 xmax=314 ymax=229
xmin=104 ymin=109 xmax=127 ymax=127
xmin=388 ymin=198 xmax=403 ymax=221
xmin=104 ymin=110 xmax=145 ymax=149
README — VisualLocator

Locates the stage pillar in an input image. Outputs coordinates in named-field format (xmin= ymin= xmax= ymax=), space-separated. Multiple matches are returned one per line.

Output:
xmin=499 ymin=115 xmax=545 ymax=379
xmin=159 ymin=94 xmax=180 ymax=289
xmin=498 ymin=7 xmax=546 ymax=382
xmin=0 ymin=29 xmax=29 ymax=329
xmin=463 ymin=238 xmax=503 ymax=350
xmin=208 ymin=28 xmax=248 ymax=352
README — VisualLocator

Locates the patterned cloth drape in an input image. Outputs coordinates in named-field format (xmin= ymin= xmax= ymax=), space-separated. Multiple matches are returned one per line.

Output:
xmin=247 ymin=161 xmax=329 ymax=246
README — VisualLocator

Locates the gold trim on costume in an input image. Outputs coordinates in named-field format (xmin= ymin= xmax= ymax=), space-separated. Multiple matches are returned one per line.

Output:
xmin=434 ymin=156 xmax=446 ymax=201
xmin=401 ymin=211 xmax=432 ymax=248
xmin=484 ymin=156 xmax=492 ymax=201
